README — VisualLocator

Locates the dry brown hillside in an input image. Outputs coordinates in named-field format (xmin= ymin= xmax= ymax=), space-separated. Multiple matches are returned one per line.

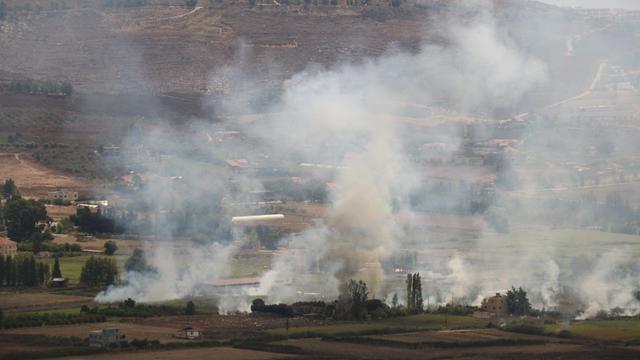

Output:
xmin=0 ymin=0 xmax=441 ymax=95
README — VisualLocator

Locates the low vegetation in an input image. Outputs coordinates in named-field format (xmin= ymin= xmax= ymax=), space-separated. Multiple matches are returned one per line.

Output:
xmin=5 ymin=80 xmax=72 ymax=96
xmin=79 ymin=257 xmax=118 ymax=287
xmin=0 ymin=312 xmax=106 ymax=329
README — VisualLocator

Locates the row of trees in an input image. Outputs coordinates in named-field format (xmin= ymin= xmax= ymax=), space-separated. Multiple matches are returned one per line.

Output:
xmin=7 ymin=80 xmax=73 ymax=96
xmin=1 ymin=179 xmax=54 ymax=250
xmin=405 ymin=272 xmax=423 ymax=313
xmin=71 ymin=207 xmax=121 ymax=234
xmin=0 ymin=254 xmax=50 ymax=287
xmin=0 ymin=2 xmax=6 ymax=21
xmin=103 ymin=0 xmax=145 ymax=8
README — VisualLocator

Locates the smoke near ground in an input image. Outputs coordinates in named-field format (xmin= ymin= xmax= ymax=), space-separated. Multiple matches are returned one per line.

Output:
xmin=94 ymin=1 xmax=640 ymax=318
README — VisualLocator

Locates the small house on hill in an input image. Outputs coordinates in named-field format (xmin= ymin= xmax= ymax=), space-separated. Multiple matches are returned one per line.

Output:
xmin=177 ymin=325 xmax=202 ymax=340
xmin=89 ymin=327 xmax=126 ymax=348
xmin=477 ymin=293 xmax=508 ymax=318
xmin=47 ymin=189 xmax=79 ymax=202
xmin=0 ymin=237 xmax=17 ymax=257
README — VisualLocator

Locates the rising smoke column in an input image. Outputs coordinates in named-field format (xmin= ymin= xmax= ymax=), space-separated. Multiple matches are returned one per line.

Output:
xmin=96 ymin=1 xmax=554 ymax=308
xmin=253 ymin=5 xmax=547 ymax=302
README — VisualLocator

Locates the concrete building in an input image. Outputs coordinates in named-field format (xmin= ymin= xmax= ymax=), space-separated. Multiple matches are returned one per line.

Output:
xmin=88 ymin=327 xmax=126 ymax=348
xmin=0 ymin=237 xmax=17 ymax=257
xmin=480 ymin=293 xmax=508 ymax=317
xmin=47 ymin=189 xmax=79 ymax=202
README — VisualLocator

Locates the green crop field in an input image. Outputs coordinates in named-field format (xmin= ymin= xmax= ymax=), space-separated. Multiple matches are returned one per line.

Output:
xmin=269 ymin=314 xmax=488 ymax=337
xmin=43 ymin=255 xmax=128 ymax=285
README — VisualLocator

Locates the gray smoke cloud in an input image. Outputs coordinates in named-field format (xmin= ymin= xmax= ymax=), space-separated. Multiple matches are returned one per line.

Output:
xmin=92 ymin=1 xmax=640 ymax=319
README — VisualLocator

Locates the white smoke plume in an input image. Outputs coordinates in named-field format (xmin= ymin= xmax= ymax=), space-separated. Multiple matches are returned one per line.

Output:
xmin=93 ymin=2 xmax=640 ymax=319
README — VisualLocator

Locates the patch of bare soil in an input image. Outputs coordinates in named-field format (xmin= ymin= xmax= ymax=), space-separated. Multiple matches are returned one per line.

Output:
xmin=0 ymin=153 xmax=91 ymax=196
xmin=123 ymin=314 xmax=339 ymax=340
xmin=2 ymin=322 xmax=188 ymax=344
xmin=64 ymin=347 xmax=296 ymax=360
xmin=0 ymin=290 xmax=93 ymax=313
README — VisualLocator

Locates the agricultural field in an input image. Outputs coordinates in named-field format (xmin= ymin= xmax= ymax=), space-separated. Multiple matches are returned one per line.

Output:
xmin=276 ymin=336 xmax=617 ymax=360
xmin=0 ymin=291 xmax=93 ymax=314
xmin=52 ymin=235 xmax=145 ymax=255
xmin=268 ymin=314 xmax=488 ymax=337
xmin=64 ymin=347 xmax=295 ymax=360
xmin=366 ymin=328 xmax=564 ymax=345
xmin=42 ymin=255 xmax=129 ymax=285
xmin=1 ymin=322 xmax=189 ymax=344
xmin=0 ymin=337 xmax=76 ymax=358
xmin=0 ymin=153 xmax=91 ymax=197
xmin=545 ymin=319 xmax=640 ymax=340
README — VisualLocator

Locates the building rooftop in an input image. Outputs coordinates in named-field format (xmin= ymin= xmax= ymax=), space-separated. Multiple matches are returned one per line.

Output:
xmin=0 ymin=237 xmax=16 ymax=245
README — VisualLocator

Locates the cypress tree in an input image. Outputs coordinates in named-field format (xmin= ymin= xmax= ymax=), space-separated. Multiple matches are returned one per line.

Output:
xmin=52 ymin=257 xmax=62 ymax=279
xmin=0 ymin=256 xmax=5 ymax=286
xmin=42 ymin=263 xmax=50 ymax=286
xmin=5 ymin=256 xmax=13 ymax=286
xmin=29 ymin=255 xmax=37 ymax=286
xmin=406 ymin=273 xmax=414 ymax=311
xmin=413 ymin=273 xmax=423 ymax=313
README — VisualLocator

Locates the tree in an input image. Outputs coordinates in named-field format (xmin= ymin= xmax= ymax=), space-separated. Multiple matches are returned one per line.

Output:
xmin=392 ymin=293 xmax=398 ymax=307
xmin=406 ymin=273 xmax=423 ymax=313
xmin=0 ymin=2 xmax=6 ymax=21
xmin=2 ymin=179 xmax=19 ymax=199
xmin=104 ymin=240 xmax=118 ymax=256
xmin=505 ymin=286 xmax=531 ymax=316
xmin=0 ymin=253 xmax=48 ymax=287
xmin=123 ymin=298 xmax=136 ymax=308
xmin=125 ymin=248 xmax=151 ymax=273
xmin=342 ymin=279 xmax=368 ymax=320
xmin=80 ymin=257 xmax=118 ymax=287
xmin=52 ymin=257 xmax=62 ymax=278
xmin=71 ymin=207 xmax=118 ymax=234
xmin=185 ymin=300 xmax=196 ymax=315
xmin=4 ymin=197 xmax=47 ymax=241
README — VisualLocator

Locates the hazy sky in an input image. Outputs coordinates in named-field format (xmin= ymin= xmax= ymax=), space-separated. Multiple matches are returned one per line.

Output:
xmin=538 ymin=0 xmax=640 ymax=9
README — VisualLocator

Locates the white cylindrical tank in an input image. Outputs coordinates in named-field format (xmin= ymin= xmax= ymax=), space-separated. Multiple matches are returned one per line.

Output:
xmin=231 ymin=214 xmax=285 ymax=224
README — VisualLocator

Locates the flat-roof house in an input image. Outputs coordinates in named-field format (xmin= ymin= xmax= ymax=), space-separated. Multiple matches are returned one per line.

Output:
xmin=89 ymin=327 xmax=126 ymax=348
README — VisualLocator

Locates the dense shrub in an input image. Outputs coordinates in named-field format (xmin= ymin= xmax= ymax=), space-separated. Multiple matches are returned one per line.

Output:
xmin=79 ymin=256 xmax=118 ymax=286
xmin=82 ymin=303 xmax=184 ymax=318
xmin=251 ymin=302 xmax=292 ymax=317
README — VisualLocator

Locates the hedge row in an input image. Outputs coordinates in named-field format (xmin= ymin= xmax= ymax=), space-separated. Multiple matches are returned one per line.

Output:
xmin=1 ymin=313 xmax=106 ymax=329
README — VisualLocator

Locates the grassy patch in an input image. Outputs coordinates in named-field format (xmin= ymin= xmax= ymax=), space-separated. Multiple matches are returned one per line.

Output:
xmin=42 ymin=255 xmax=128 ymax=285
